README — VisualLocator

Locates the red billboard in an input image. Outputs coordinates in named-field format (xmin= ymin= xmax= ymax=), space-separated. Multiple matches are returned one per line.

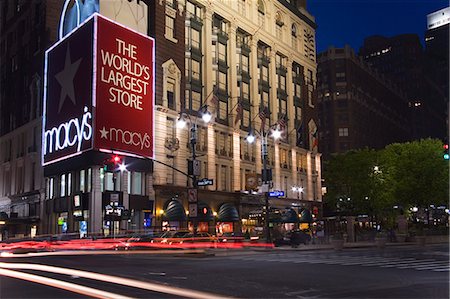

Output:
xmin=94 ymin=15 xmax=154 ymax=158
xmin=43 ymin=14 xmax=154 ymax=166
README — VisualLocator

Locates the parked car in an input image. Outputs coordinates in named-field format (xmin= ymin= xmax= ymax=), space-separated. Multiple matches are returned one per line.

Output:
xmin=118 ymin=232 xmax=164 ymax=250
xmin=273 ymin=230 xmax=311 ymax=247
xmin=153 ymin=230 xmax=191 ymax=245
xmin=218 ymin=232 xmax=244 ymax=243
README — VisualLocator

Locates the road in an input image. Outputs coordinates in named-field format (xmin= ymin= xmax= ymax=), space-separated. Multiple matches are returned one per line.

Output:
xmin=0 ymin=243 xmax=448 ymax=298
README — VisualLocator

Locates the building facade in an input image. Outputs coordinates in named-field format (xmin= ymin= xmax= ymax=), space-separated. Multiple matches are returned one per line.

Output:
xmin=0 ymin=0 xmax=322 ymax=239
xmin=316 ymin=46 xmax=411 ymax=159
xmin=425 ymin=7 xmax=449 ymax=139
xmin=359 ymin=33 xmax=447 ymax=141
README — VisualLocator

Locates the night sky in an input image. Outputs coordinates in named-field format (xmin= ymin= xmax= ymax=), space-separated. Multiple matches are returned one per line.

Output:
xmin=308 ymin=0 xmax=449 ymax=53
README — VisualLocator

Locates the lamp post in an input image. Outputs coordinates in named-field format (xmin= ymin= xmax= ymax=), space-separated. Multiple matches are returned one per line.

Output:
xmin=176 ymin=105 xmax=211 ymax=233
xmin=246 ymin=124 xmax=282 ymax=243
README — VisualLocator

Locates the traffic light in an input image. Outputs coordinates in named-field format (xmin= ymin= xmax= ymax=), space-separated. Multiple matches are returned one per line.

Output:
xmin=444 ymin=144 xmax=449 ymax=160
xmin=103 ymin=155 xmax=122 ymax=172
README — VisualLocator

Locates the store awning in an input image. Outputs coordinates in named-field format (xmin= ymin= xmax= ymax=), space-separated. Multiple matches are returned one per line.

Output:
xmin=163 ymin=199 xmax=186 ymax=221
xmin=269 ymin=210 xmax=282 ymax=223
xmin=217 ymin=203 xmax=239 ymax=222
xmin=197 ymin=201 xmax=214 ymax=221
xmin=299 ymin=209 xmax=313 ymax=223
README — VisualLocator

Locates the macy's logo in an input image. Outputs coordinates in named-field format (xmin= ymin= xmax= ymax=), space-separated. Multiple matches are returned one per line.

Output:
xmin=99 ymin=126 xmax=151 ymax=150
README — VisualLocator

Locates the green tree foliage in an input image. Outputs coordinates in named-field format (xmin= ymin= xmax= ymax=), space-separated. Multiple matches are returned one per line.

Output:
xmin=324 ymin=148 xmax=386 ymax=216
xmin=380 ymin=139 xmax=449 ymax=209
xmin=324 ymin=139 xmax=449 ymax=218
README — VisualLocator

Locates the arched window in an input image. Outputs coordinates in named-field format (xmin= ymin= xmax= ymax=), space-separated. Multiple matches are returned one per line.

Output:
xmin=275 ymin=12 xmax=283 ymax=40
xmin=291 ymin=24 xmax=298 ymax=50
xmin=257 ymin=0 xmax=265 ymax=27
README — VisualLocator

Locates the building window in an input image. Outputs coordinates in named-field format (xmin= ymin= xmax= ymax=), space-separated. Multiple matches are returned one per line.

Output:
xmin=307 ymin=69 xmax=314 ymax=107
xmin=165 ymin=14 xmax=176 ymax=41
xmin=218 ymin=71 xmax=227 ymax=91
xmin=31 ymin=162 xmax=36 ymax=190
xmin=3 ymin=170 xmax=10 ymax=196
xmin=130 ymin=172 xmax=145 ymax=195
xmin=241 ymin=55 xmax=249 ymax=73
xmin=192 ymin=90 xmax=201 ymax=111
xmin=219 ymin=101 xmax=227 ymax=120
xmin=166 ymin=0 xmax=176 ymax=8
xmin=338 ymin=127 xmax=349 ymax=137
xmin=336 ymin=72 xmax=346 ymax=79
xmin=67 ymin=173 xmax=72 ymax=196
xmin=191 ymin=60 xmax=200 ymax=81
xmin=220 ymin=165 xmax=227 ymax=191
xmin=60 ymin=174 xmax=66 ymax=197
xmin=218 ymin=43 xmax=226 ymax=63
xmin=49 ymin=177 xmax=54 ymax=199
xmin=260 ymin=65 xmax=269 ymax=82
xmin=276 ymin=23 xmax=283 ymax=40
xmin=291 ymin=24 xmax=298 ymax=50
xmin=80 ymin=169 xmax=85 ymax=192
xmin=16 ymin=166 xmax=24 ymax=194
xmin=104 ymin=172 xmax=121 ymax=192
xmin=167 ymin=79 xmax=175 ymax=110
xmin=243 ymin=109 xmax=250 ymax=127
xmin=279 ymin=99 xmax=287 ymax=115
xmin=191 ymin=29 xmax=200 ymax=49
xmin=238 ymin=0 xmax=246 ymax=16
xmin=257 ymin=0 xmax=265 ymax=27
xmin=278 ymin=74 xmax=286 ymax=91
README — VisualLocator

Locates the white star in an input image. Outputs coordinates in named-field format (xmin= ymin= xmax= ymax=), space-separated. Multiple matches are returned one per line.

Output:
xmin=100 ymin=127 xmax=109 ymax=139
xmin=55 ymin=45 xmax=82 ymax=113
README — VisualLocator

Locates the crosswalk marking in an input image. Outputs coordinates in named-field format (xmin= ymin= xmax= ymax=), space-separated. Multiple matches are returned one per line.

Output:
xmin=226 ymin=254 xmax=449 ymax=272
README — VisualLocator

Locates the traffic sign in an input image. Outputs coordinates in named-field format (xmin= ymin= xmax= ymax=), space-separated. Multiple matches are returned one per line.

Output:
xmin=188 ymin=188 xmax=198 ymax=203
xmin=197 ymin=178 xmax=214 ymax=186
xmin=268 ymin=190 xmax=285 ymax=197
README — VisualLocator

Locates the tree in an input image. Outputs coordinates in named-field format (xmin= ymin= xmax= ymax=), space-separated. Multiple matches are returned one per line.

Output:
xmin=380 ymin=139 xmax=449 ymax=210
xmin=323 ymin=139 xmax=448 ymax=223
xmin=323 ymin=148 xmax=392 ymax=218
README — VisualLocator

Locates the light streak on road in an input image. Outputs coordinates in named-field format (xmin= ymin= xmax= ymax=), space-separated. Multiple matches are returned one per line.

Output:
xmin=0 ymin=236 xmax=273 ymax=253
xmin=0 ymin=268 xmax=133 ymax=299
xmin=1 ymin=249 xmax=205 ymax=258
xmin=0 ymin=262 xmax=232 ymax=299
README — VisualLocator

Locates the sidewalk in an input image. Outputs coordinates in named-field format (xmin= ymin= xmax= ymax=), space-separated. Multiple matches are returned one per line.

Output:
xmin=261 ymin=238 xmax=448 ymax=251
xmin=209 ymin=239 xmax=448 ymax=256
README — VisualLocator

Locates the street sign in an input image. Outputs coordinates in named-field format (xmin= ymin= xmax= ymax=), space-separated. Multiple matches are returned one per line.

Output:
xmin=268 ymin=190 xmax=285 ymax=197
xmin=197 ymin=178 xmax=214 ymax=186
xmin=188 ymin=203 xmax=198 ymax=217
xmin=188 ymin=188 xmax=198 ymax=203
xmin=193 ymin=160 xmax=201 ymax=176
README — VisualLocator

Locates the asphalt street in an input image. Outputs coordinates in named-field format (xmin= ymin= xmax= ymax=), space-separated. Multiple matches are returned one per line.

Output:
xmin=0 ymin=243 xmax=448 ymax=298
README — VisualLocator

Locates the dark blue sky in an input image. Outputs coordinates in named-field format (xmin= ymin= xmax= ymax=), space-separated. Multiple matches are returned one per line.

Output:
xmin=308 ymin=0 xmax=449 ymax=53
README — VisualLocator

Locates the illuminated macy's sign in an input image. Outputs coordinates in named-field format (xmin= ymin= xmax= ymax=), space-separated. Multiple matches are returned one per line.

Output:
xmin=99 ymin=126 xmax=151 ymax=150
xmin=44 ymin=107 xmax=93 ymax=155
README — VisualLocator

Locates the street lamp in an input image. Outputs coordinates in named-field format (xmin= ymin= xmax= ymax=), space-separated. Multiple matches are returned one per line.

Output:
xmin=292 ymin=186 xmax=304 ymax=200
xmin=246 ymin=123 xmax=282 ymax=243
xmin=176 ymin=105 xmax=211 ymax=233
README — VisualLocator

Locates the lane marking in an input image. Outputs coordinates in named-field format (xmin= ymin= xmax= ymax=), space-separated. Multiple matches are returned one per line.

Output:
xmin=0 ymin=262 xmax=231 ymax=299
xmin=0 ymin=268 xmax=133 ymax=299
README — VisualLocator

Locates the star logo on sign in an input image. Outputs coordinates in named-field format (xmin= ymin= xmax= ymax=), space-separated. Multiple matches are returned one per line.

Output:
xmin=100 ymin=127 xmax=109 ymax=139
xmin=55 ymin=44 xmax=82 ymax=113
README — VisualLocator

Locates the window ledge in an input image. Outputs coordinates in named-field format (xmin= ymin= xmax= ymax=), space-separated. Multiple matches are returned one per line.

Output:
xmin=164 ymin=34 xmax=178 ymax=44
